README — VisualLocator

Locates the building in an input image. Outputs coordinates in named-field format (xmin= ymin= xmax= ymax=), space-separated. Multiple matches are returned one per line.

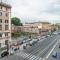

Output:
xmin=0 ymin=2 xmax=11 ymax=47
xmin=22 ymin=22 xmax=52 ymax=36
xmin=11 ymin=22 xmax=52 ymax=36
xmin=11 ymin=24 xmax=22 ymax=33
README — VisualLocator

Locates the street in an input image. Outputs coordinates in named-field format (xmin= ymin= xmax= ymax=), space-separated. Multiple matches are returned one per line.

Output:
xmin=0 ymin=34 xmax=60 ymax=60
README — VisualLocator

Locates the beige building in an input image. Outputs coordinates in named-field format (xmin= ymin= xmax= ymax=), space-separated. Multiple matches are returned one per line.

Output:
xmin=0 ymin=3 xmax=11 ymax=47
xmin=22 ymin=22 xmax=52 ymax=36
xmin=11 ymin=24 xmax=22 ymax=33
xmin=11 ymin=22 xmax=52 ymax=36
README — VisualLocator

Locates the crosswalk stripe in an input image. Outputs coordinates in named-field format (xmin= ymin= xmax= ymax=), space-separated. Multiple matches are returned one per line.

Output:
xmin=31 ymin=56 xmax=37 ymax=60
xmin=24 ymin=53 xmax=29 ymax=58
xmin=27 ymin=54 xmax=33 ymax=59
xmin=16 ymin=52 xmax=43 ymax=60
xmin=34 ymin=57 xmax=40 ymax=60
xmin=29 ymin=55 xmax=35 ymax=60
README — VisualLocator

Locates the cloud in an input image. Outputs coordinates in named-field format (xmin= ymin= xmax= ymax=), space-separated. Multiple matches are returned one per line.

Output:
xmin=11 ymin=0 xmax=60 ymax=23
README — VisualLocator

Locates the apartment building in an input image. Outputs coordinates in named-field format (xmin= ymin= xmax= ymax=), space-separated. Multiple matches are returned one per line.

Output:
xmin=11 ymin=22 xmax=52 ymax=36
xmin=22 ymin=22 xmax=51 ymax=36
xmin=0 ymin=2 xmax=11 ymax=47
xmin=11 ymin=24 xmax=22 ymax=33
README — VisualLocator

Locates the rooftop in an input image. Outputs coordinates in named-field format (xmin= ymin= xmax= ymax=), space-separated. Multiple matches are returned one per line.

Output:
xmin=25 ymin=22 xmax=50 ymax=24
xmin=0 ymin=2 xmax=11 ymax=8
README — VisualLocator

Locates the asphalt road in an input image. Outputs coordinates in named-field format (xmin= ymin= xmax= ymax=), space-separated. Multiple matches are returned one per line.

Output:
xmin=20 ymin=34 xmax=60 ymax=60
xmin=23 ymin=35 xmax=59 ymax=55
xmin=0 ymin=34 xmax=60 ymax=60
xmin=46 ymin=39 xmax=60 ymax=60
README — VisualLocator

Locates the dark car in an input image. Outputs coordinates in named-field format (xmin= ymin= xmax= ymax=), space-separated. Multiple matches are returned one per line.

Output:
xmin=58 ymin=32 xmax=60 ymax=35
xmin=52 ymin=52 xmax=57 ymax=58
xmin=23 ymin=46 xmax=26 ymax=49
xmin=59 ymin=45 xmax=60 ymax=49
xmin=1 ymin=51 xmax=9 ymax=57
xmin=19 ymin=41 xmax=23 ymax=45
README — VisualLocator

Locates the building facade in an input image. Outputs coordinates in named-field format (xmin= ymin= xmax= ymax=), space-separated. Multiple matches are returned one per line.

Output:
xmin=11 ymin=22 xmax=52 ymax=36
xmin=0 ymin=2 xmax=11 ymax=47
xmin=11 ymin=24 xmax=22 ymax=33
xmin=22 ymin=22 xmax=52 ymax=36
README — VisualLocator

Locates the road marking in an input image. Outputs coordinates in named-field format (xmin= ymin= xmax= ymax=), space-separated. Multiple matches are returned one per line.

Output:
xmin=31 ymin=56 xmax=37 ymax=60
xmin=45 ymin=40 xmax=58 ymax=59
xmin=16 ymin=52 xmax=41 ymax=60
xmin=39 ymin=37 xmax=46 ymax=42
xmin=34 ymin=57 xmax=40 ymax=60
xmin=37 ymin=38 xmax=58 ymax=57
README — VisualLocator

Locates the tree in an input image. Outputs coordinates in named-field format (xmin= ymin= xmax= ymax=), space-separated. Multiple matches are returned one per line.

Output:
xmin=11 ymin=17 xmax=23 ymax=26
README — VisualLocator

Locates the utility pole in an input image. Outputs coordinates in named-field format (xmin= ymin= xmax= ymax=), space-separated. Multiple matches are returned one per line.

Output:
xmin=6 ymin=40 xmax=9 ymax=57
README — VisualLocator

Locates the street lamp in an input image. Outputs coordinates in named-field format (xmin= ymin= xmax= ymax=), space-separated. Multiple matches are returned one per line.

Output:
xmin=5 ymin=40 xmax=9 ymax=57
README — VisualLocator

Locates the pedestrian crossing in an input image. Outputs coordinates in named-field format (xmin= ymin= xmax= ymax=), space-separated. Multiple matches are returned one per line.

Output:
xmin=16 ymin=52 xmax=44 ymax=60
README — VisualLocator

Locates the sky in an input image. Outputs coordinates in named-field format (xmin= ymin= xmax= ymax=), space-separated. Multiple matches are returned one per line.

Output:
xmin=9 ymin=0 xmax=60 ymax=23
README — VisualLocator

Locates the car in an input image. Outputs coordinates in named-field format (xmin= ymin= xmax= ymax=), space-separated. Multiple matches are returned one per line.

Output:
xmin=29 ymin=39 xmax=38 ymax=46
xmin=59 ymin=45 xmax=60 ymax=49
xmin=58 ymin=32 xmax=60 ymax=35
xmin=52 ymin=52 xmax=57 ymax=58
xmin=23 ymin=46 xmax=26 ymax=49
xmin=1 ymin=51 xmax=9 ymax=57
xmin=17 ymin=41 xmax=23 ymax=45
xmin=9 ymin=50 xmax=15 ymax=55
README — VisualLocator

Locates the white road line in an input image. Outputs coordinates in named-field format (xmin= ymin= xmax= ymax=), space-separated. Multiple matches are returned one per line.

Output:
xmin=29 ymin=55 xmax=35 ymax=60
xmin=38 ymin=38 xmax=58 ymax=56
xmin=30 ymin=56 xmax=37 ymax=60
xmin=31 ymin=56 xmax=37 ymax=60
xmin=39 ymin=38 xmax=46 ymax=42
xmin=45 ymin=40 xmax=58 ymax=59
xmin=26 ymin=53 xmax=32 ymax=59
xmin=25 ymin=53 xmax=29 ymax=58
xmin=16 ymin=52 xmax=40 ymax=60
xmin=34 ymin=57 xmax=40 ymax=60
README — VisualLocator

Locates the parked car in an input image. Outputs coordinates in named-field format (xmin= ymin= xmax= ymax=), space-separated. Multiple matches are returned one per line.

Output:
xmin=58 ymin=32 xmax=60 ymax=35
xmin=29 ymin=39 xmax=38 ymax=46
xmin=52 ymin=52 xmax=57 ymax=58
xmin=23 ymin=46 xmax=26 ymax=49
xmin=59 ymin=45 xmax=60 ymax=49
xmin=1 ymin=50 xmax=9 ymax=57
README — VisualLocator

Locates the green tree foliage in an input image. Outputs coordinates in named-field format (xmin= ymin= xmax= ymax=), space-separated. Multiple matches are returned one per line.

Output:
xmin=11 ymin=17 xmax=23 ymax=26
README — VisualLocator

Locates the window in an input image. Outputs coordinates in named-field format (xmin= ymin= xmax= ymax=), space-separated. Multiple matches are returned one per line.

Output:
xmin=0 ymin=33 xmax=2 ymax=37
xmin=6 ymin=13 xmax=8 ymax=17
xmin=0 ymin=19 xmax=2 ymax=23
xmin=5 ymin=20 xmax=8 ymax=23
xmin=0 ymin=43 xmax=1 ymax=47
xmin=0 ymin=6 xmax=2 ymax=9
xmin=5 ymin=33 xmax=8 ymax=36
xmin=5 ymin=40 xmax=8 ymax=45
xmin=6 ymin=8 xmax=8 ymax=11
xmin=5 ymin=25 xmax=8 ymax=30
xmin=0 ymin=25 xmax=2 ymax=30
xmin=0 ymin=12 xmax=2 ymax=16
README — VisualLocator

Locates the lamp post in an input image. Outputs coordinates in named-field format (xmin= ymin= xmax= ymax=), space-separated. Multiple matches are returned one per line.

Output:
xmin=5 ymin=40 xmax=9 ymax=57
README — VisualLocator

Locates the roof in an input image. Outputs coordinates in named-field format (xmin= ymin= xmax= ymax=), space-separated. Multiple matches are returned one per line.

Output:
xmin=0 ymin=2 xmax=11 ymax=8
xmin=25 ymin=22 xmax=50 ymax=24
